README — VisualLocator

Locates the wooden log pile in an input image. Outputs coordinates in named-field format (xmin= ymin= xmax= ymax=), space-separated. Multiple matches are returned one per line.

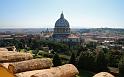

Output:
xmin=15 ymin=64 xmax=79 ymax=77
xmin=0 ymin=51 xmax=79 ymax=77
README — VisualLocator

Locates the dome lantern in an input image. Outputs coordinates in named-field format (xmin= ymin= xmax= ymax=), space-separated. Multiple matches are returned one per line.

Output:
xmin=60 ymin=12 xmax=64 ymax=19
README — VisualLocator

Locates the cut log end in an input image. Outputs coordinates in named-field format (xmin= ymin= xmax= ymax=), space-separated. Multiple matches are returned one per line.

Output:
xmin=8 ymin=64 xmax=16 ymax=74
xmin=0 ymin=64 xmax=15 ymax=77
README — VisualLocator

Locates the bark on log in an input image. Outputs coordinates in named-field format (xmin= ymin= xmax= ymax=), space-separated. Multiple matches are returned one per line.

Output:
xmin=0 ymin=64 xmax=15 ymax=77
xmin=0 ymin=52 xmax=33 ymax=63
xmin=8 ymin=58 xmax=53 ymax=74
xmin=15 ymin=64 xmax=79 ymax=77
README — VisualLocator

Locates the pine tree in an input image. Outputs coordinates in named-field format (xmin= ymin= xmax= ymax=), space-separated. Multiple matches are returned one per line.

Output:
xmin=53 ymin=53 xmax=62 ymax=67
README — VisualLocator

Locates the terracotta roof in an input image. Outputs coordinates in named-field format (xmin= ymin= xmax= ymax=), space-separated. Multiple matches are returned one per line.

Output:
xmin=67 ymin=34 xmax=80 ymax=38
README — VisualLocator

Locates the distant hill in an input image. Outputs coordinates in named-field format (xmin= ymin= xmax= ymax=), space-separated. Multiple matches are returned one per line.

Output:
xmin=0 ymin=28 xmax=124 ymax=34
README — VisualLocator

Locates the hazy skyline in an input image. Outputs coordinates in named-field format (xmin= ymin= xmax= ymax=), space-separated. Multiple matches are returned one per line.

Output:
xmin=0 ymin=0 xmax=124 ymax=28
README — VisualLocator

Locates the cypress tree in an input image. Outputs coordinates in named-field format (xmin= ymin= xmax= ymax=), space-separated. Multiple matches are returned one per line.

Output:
xmin=69 ymin=52 xmax=76 ymax=66
xmin=53 ymin=53 xmax=62 ymax=67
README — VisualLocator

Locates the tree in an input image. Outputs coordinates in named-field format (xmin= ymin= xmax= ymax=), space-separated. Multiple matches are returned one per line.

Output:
xmin=106 ymin=51 xmax=122 ymax=67
xmin=30 ymin=40 xmax=40 ymax=50
xmin=78 ymin=51 xmax=95 ymax=71
xmin=95 ymin=51 xmax=108 ymax=72
xmin=119 ymin=55 xmax=124 ymax=77
xmin=53 ymin=53 xmax=62 ymax=67
xmin=86 ymin=42 xmax=97 ymax=49
xmin=69 ymin=52 xmax=76 ymax=66
xmin=76 ymin=46 xmax=87 ymax=57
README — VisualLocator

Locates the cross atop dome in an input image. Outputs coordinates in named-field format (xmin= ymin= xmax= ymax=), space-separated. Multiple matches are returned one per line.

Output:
xmin=60 ymin=12 xmax=64 ymax=19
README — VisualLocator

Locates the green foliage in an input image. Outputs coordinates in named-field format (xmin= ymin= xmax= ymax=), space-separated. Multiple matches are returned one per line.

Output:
xmin=78 ymin=51 xmax=96 ymax=71
xmin=69 ymin=52 xmax=76 ymax=66
xmin=53 ymin=53 xmax=62 ymax=67
xmin=0 ymin=39 xmax=70 ymax=54
xmin=119 ymin=55 xmax=124 ymax=77
xmin=78 ymin=69 xmax=94 ymax=77
xmin=1 ymin=36 xmax=124 ymax=75
xmin=38 ymin=51 xmax=53 ymax=58
xmin=77 ymin=49 xmax=109 ymax=72
xmin=86 ymin=42 xmax=97 ymax=49
xmin=30 ymin=40 xmax=40 ymax=50
xmin=32 ymin=49 xmax=39 ymax=58
xmin=107 ymin=51 xmax=122 ymax=67
xmin=76 ymin=46 xmax=88 ymax=57
xmin=102 ymin=48 xmax=109 ymax=53
xmin=95 ymin=51 xmax=108 ymax=72
xmin=59 ymin=54 xmax=70 ymax=60
xmin=49 ymin=41 xmax=69 ymax=53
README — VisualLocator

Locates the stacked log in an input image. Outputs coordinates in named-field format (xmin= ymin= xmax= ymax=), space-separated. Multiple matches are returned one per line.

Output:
xmin=8 ymin=58 xmax=53 ymax=74
xmin=0 ymin=52 xmax=33 ymax=63
xmin=93 ymin=72 xmax=115 ymax=77
xmin=15 ymin=64 xmax=79 ymax=77
xmin=0 ymin=50 xmax=79 ymax=77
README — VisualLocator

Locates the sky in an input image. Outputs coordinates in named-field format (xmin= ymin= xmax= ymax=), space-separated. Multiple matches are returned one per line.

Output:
xmin=0 ymin=0 xmax=124 ymax=28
